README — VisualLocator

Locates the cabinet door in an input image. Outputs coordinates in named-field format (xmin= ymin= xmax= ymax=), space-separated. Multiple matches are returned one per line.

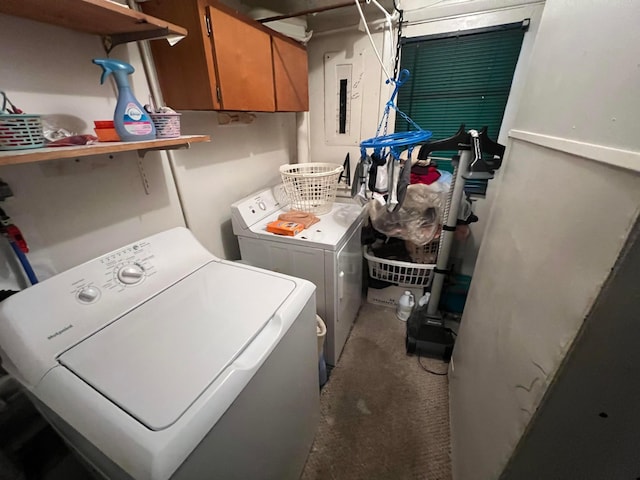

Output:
xmin=142 ymin=0 xmax=219 ymax=110
xmin=207 ymin=5 xmax=275 ymax=112
xmin=272 ymin=36 xmax=309 ymax=112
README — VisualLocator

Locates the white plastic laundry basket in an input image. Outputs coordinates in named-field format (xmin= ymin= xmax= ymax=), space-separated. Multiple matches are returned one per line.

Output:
xmin=279 ymin=163 xmax=343 ymax=215
xmin=364 ymin=246 xmax=435 ymax=287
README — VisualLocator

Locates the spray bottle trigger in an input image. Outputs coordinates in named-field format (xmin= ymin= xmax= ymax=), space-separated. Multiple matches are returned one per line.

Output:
xmin=92 ymin=59 xmax=111 ymax=85
xmin=97 ymin=69 xmax=108 ymax=85
xmin=100 ymin=68 xmax=111 ymax=85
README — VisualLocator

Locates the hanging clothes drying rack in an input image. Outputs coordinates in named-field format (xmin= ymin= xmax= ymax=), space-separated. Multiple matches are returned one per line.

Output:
xmin=352 ymin=0 xmax=432 ymax=212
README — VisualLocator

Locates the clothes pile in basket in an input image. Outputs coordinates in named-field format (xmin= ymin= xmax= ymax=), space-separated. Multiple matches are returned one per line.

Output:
xmin=362 ymin=165 xmax=478 ymax=287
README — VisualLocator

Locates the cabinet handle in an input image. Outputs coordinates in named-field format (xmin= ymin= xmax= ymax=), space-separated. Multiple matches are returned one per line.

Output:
xmin=205 ymin=14 xmax=211 ymax=37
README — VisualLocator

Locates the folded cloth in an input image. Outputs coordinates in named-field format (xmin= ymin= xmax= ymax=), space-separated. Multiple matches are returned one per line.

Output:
xmin=278 ymin=211 xmax=320 ymax=229
xmin=47 ymin=135 xmax=98 ymax=147
xmin=410 ymin=165 xmax=441 ymax=185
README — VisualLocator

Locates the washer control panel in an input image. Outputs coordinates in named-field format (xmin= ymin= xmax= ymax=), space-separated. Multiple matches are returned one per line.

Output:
xmin=117 ymin=264 xmax=145 ymax=285
xmin=70 ymin=240 xmax=157 ymax=304
xmin=76 ymin=285 xmax=101 ymax=304
xmin=0 ymin=228 xmax=218 ymax=387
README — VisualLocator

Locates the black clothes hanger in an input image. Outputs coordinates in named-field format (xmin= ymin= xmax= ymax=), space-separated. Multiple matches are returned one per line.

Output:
xmin=415 ymin=125 xmax=506 ymax=180
xmin=417 ymin=124 xmax=505 ymax=159
xmin=338 ymin=153 xmax=351 ymax=186
xmin=465 ymin=130 xmax=493 ymax=180
xmin=368 ymin=152 xmax=387 ymax=193
xmin=464 ymin=127 xmax=506 ymax=180
xmin=417 ymin=124 xmax=469 ymax=159
xmin=478 ymin=126 xmax=504 ymax=158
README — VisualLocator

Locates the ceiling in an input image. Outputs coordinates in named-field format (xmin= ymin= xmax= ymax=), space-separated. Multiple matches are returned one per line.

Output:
xmin=239 ymin=0 xmax=398 ymax=32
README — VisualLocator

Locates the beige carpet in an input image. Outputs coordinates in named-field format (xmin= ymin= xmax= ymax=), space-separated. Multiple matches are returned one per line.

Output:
xmin=301 ymin=301 xmax=452 ymax=480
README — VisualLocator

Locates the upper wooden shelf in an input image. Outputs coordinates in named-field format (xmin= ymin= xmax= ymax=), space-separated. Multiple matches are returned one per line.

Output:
xmin=0 ymin=0 xmax=188 ymax=48
xmin=0 ymin=135 xmax=210 ymax=167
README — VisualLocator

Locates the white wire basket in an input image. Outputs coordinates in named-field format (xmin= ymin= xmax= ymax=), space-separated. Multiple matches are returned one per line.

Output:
xmin=364 ymin=246 xmax=436 ymax=287
xmin=150 ymin=113 xmax=181 ymax=138
xmin=279 ymin=163 xmax=344 ymax=215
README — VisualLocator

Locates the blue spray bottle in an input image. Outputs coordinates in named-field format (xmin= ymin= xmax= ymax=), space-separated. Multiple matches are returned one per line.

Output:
xmin=93 ymin=58 xmax=156 ymax=142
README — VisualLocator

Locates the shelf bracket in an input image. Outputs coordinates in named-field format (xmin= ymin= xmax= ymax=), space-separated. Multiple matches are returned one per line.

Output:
xmin=102 ymin=27 xmax=171 ymax=54
xmin=136 ymin=157 xmax=151 ymax=195
xmin=136 ymin=142 xmax=193 ymax=159
xmin=135 ymin=142 xmax=194 ymax=195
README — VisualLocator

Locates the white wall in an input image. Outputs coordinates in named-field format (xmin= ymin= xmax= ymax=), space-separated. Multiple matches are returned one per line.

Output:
xmin=448 ymin=0 xmax=640 ymax=478
xmin=0 ymin=11 xmax=297 ymax=288
xmin=501 ymin=218 xmax=640 ymax=478
xmin=169 ymin=112 xmax=297 ymax=259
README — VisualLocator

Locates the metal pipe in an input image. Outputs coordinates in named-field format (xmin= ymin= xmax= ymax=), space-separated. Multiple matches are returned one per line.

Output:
xmin=427 ymin=149 xmax=471 ymax=316
xmin=128 ymin=0 xmax=191 ymax=229
xmin=296 ymin=112 xmax=311 ymax=164
xmin=256 ymin=1 xmax=366 ymax=23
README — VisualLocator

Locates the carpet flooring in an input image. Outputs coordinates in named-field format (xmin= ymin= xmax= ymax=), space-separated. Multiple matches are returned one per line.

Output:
xmin=301 ymin=301 xmax=452 ymax=480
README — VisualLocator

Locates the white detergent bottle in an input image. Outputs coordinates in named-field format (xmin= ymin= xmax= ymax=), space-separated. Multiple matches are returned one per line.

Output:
xmin=396 ymin=290 xmax=415 ymax=321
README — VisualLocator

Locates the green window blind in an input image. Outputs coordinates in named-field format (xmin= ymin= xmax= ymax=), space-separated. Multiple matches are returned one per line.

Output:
xmin=395 ymin=23 xmax=526 ymax=195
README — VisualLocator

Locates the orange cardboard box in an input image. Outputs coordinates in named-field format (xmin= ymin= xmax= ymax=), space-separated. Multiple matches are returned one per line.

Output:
xmin=266 ymin=220 xmax=304 ymax=236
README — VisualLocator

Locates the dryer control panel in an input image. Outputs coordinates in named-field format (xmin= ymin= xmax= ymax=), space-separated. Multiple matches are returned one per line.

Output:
xmin=231 ymin=185 xmax=286 ymax=232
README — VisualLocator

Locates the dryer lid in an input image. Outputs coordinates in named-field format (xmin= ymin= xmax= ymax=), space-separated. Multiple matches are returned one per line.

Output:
xmin=58 ymin=262 xmax=296 ymax=431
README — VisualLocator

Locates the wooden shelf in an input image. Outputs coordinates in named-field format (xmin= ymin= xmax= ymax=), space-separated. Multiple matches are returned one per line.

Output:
xmin=0 ymin=135 xmax=210 ymax=167
xmin=0 ymin=0 xmax=188 ymax=48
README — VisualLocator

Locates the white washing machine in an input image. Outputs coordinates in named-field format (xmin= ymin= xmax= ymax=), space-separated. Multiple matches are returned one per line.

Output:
xmin=0 ymin=228 xmax=319 ymax=480
xmin=231 ymin=185 xmax=365 ymax=366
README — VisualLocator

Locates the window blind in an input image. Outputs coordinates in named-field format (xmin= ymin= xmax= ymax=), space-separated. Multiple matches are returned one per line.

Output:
xmin=395 ymin=23 xmax=526 ymax=195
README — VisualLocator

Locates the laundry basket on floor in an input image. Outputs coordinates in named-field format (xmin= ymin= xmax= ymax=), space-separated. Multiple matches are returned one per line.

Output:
xmin=279 ymin=163 xmax=343 ymax=215
xmin=364 ymin=246 xmax=436 ymax=287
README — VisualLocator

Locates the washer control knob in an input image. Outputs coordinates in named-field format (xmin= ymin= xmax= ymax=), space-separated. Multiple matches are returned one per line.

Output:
xmin=258 ymin=201 xmax=267 ymax=211
xmin=77 ymin=286 xmax=100 ymax=304
xmin=117 ymin=264 xmax=145 ymax=285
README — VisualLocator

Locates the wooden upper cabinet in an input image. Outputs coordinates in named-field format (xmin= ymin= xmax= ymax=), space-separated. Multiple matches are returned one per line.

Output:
xmin=272 ymin=36 xmax=309 ymax=112
xmin=207 ymin=6 xmax=275 ymax=112
xmin=141 ymin=0 xmax=309 ymax=112
xmin=141 ymin=0 xmax=219 ymax=110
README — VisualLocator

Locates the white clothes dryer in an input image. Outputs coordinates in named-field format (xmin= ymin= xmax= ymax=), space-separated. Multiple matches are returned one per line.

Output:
xmin=231 ymin=185 xmax=365 ymax=366
xmin=0 ymin=228 xmax=318 ymax=480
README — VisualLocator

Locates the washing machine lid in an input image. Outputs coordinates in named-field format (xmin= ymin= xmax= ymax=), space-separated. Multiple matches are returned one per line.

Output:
xmin=58 ymin=262 xmax=296 ymax=431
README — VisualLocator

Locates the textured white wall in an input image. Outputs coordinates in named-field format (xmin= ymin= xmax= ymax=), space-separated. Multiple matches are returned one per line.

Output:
xmin=168 ymin=111 xmax=297 ymax=260
xmin=448 ymin=0 xmax=640 ymax=478
xmin=512 ymin=1 xmax=640 ymax=152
